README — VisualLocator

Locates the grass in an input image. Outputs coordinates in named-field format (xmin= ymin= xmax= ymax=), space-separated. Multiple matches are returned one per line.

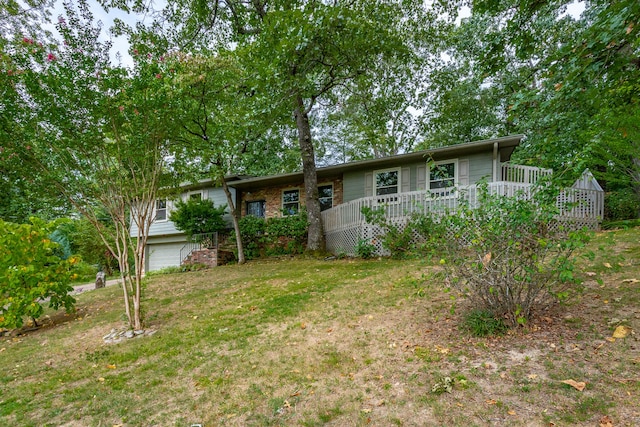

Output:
xmin=1 ymin=228 xmax=640 ymax=426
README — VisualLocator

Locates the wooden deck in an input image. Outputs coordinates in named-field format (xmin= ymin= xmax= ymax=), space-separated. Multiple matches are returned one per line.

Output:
xmin=322 ymin=165 xmax=603 ymax=256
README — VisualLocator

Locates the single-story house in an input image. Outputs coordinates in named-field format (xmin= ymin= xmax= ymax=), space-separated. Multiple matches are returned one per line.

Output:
xmin=134 ymin=135 xmax=604 ymax=271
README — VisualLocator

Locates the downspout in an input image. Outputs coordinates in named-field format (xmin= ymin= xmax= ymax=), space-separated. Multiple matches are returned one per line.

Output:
xmin=492 ymin=142 xmax=499 ymax=182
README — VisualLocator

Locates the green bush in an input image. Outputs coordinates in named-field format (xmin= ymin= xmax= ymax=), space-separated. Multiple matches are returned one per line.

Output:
xmin=605 ymin=189 xmax=639 ymax=221
xmin=264 ymin=213 xmax=308 ymax=255
xmin=169 ymin=198 xmax=227 ymax=238
xmin=365 ymin=182 xmax=590 ymax=327
xmin=355 ymin=239 xmax=376 ymax=259
xmin=237 ymin=212 xmax=308 ymax=258
xmin=238 ymin=215 xmax=267 ymax=259
xmin=0 ymin=218 xmax=77 ymax=329
xmin=362 ymin=207 xmax=415 ymax=258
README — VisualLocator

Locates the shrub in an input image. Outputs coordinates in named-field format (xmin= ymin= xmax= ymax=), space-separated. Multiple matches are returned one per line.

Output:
xmin=238 ymin=215 xmax=267 ymax=259
xmin=366 ymin=182 xmax=590 ymax=327
xmin=236 ymin=212 xmax=308 ymax=258
xmin=265 ymin=213 xmax=308 ymax=255
xmin=605 ymin=189 xmax=639 ymax=221
xmin=362 ymin=207 xmax=415 ymax=258
xmin=169 ymin=198 xmax=227 ymax=238
xmin=355 ymin=239 xmax=376 ymax=259
xmin=0 ymin=218 xmax=77 ymax=329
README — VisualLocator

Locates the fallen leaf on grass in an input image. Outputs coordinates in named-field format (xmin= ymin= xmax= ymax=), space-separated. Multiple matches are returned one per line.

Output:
xmin=482 ymin=252 xmax=491 ymax=266
xmin=585 ymin=272 xmax=597 ymax=277
xmin=486 ymin=399 xmax=497 ymax=405
xmin=622 ymin=278 xmax=639 ymax=284
xmin=361 ymin=408 xmax=372 ymax=414
xmin=508 ymin=410 xmax=516 ymax=415
xmin=527 ymin=374 xmax=538 ymax=380
xmin=98 ymin=377 xmax=105 ymax=382
xmin=612 ymin=325 xmax=632 ymax=338
xmin=603 ymin=262 xmax=612 ymax=269
xmin=561 ymin=379 xmax=586 ymax=391
xmin=606 ymin=337 xmax=616 ymax=343
xmin=106 ymin=364 xmax=116 ymax=369
xmin=599 ymin=415 xmax=614 ymax=427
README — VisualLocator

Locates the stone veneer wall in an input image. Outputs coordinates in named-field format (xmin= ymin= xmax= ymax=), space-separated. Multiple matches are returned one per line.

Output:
xmin=240 ymin=176 xmax=343 ymax=219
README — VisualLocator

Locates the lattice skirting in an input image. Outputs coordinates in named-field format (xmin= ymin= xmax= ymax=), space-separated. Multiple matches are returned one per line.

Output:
xmin=325 ymin=216 xmax=600 ymax=257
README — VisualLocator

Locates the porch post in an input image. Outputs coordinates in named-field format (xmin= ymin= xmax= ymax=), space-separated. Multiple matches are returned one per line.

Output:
xmin=492 ymin=142 xmax=499 ymax=182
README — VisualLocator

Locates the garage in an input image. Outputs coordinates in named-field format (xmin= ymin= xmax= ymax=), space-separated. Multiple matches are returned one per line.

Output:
xmin=146 ymin=241 xmax=187 ymax=272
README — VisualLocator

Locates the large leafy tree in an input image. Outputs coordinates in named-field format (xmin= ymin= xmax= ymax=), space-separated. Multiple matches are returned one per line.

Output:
xmin=430 ymin=0 xmax=640 ymax=200
xmin=4 ymin=1 xmax=183 ymax=329
xmin=117 ymin=0 xmax=429 ymax=252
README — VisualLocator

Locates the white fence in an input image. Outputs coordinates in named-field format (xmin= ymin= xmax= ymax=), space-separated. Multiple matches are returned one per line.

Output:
xmin=322 ymin=181 xmax=604 ymax=256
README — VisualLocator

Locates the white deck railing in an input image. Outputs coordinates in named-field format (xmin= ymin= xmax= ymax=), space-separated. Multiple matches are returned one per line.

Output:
xmin=501 ymin=163 xmax=553 ymax=184
xmin=322 ymin=181 xmax=604 ymax=255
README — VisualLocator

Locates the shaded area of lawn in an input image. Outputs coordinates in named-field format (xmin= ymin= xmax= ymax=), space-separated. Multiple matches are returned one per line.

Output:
xmin=2 ymin=230 xmax=640 ymax=426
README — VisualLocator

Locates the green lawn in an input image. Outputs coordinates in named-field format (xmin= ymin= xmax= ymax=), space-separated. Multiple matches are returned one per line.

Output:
xmin=1 ymin=228 xmax=639 ymax=426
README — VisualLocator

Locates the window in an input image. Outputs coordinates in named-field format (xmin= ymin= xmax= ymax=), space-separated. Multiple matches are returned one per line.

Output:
xmin=189 ymin=192 xmax=202 ymax=201
xmin=318 ymin=185 xmax=333 ymax=211
xmin=374 ymin=169 xmax=399 ymax=196
xmin=430 ymin=161 xmax=457 ymax=194
xmin=155 ymin=199 xmax=167 ymax=221
xmin=247 ymin=200 xmax=266 ymax=218
xmin=282 ymin=189 xmax=300 ymax=215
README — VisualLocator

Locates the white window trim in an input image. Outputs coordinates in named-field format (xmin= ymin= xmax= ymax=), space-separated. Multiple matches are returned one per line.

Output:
xmin=318 ymin=183 xmax=334 ymax=211
xmin=184 ymin=190 xmax=205 ymax=201
xmin=373 ymin=168 xmax=401 ymax=196
xmin=155 ymin=199 xmax=168 ymax=222
xmin=429 ymin=159 xmax=458 ymax=196
xmin=282 ymin=188 xmax=300 ymax=216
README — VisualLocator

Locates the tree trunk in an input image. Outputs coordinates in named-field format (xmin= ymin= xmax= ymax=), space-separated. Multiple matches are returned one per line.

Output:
xmin=221 ymin=176 xmax=246 ymax=264
xmin=294 ymin=94 xmax=325 ymax=252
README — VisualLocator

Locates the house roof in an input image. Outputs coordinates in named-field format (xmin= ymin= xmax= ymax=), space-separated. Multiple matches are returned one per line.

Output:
xmin=229 ymin=135 xmax=525 ymax=190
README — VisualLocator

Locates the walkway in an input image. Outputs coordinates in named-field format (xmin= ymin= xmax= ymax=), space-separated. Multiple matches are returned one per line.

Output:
xmin=71 ymin=278 xmax=122 ymax=296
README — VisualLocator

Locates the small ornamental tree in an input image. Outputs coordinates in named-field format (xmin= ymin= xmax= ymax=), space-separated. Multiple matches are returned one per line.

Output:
xmin=0 ymin=218 xmax=77 ymax=329
xmin=169 ymin=198 xmax=227 ymax=238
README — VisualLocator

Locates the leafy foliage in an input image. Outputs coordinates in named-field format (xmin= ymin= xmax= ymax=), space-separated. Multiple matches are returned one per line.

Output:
xmin=237 ymin=215 xmax=267 ymax=260
xmin=462 ymin=309 xmax=508 ymax=337
xmin=169 ymin=198 xmax=228 ymax=238
xmin=429 ymin=0 xmax=640 ymax=199
xmin=355 ymin=239 xmax=377 ymax=260
xmin=605 ymin=189 xmax=640 ymax=221
xmin=237 ymin=213 xmax=308 ymax=258
xmin=365 ymin=183 xmax=590 ymax=326
xmin=0 ymin=218 xmax=76 ymax=329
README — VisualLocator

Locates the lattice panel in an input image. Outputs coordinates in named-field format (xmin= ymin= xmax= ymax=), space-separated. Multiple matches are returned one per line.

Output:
xmin=325 ymin=225 xmax=363 ymax=256
xmin=325 ymin=215 xmax=599 ymax=257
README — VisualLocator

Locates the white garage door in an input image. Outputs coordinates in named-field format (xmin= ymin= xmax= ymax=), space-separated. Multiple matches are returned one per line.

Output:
xmin=147 ymin=242 xmax=186 ymax=272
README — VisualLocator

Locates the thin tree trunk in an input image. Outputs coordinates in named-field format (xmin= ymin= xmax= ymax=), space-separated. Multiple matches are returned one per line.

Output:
xmin=221 ymin=176 xmax=246 ymax=264
xmin=294 ymin=94 xmax=325 ymax=252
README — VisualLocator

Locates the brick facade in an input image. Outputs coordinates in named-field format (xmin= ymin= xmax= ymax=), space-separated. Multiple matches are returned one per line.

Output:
xmin=240 ymin=176 xmax=343 ymax=219
xmin=183 ymin=248 xmax=235 ymax=268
